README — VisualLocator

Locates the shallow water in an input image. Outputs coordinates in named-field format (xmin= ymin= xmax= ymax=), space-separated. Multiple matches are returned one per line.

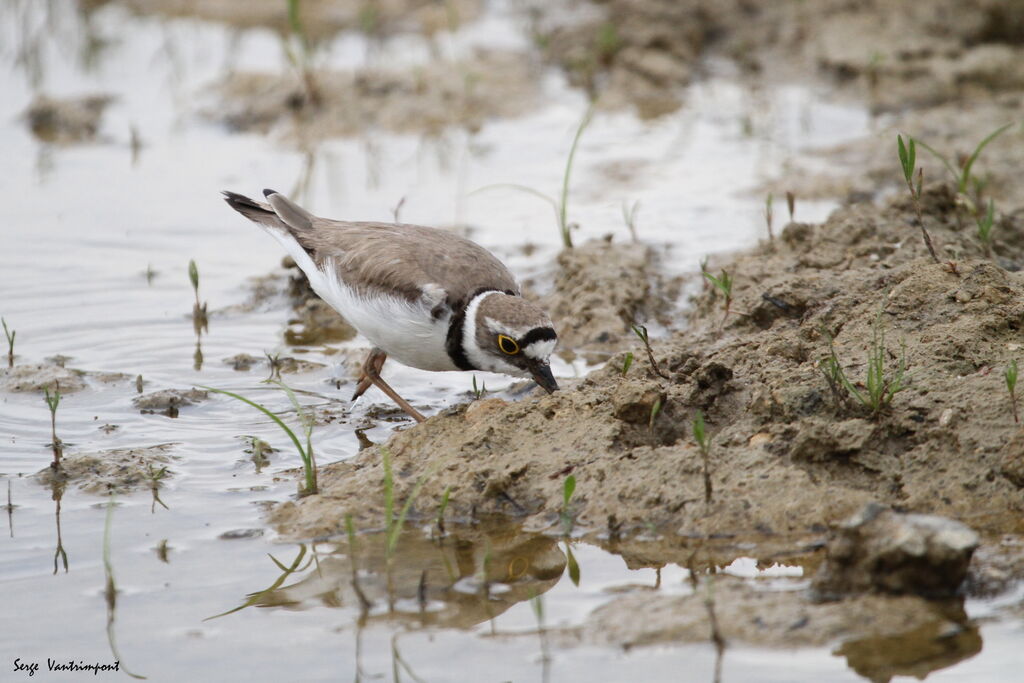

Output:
xmin=1 ymin=2 xmax=1019 ymax=681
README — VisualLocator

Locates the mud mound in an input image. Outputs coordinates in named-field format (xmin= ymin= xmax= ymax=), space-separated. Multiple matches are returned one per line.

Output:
xmin=271 ymin=183 xmax=1024 ymax=543
xmin=208 ymin=50 xmax=538 ymax=141
xmin=542 ymin=238 xmax=673 ymax=362
xmin=88 ymin=0 xmax=481 ymax=40
xmin=536 ymin=0 xmax=1024 ymax=116
xmin=35 ymin=443 xmax=178 ymax=494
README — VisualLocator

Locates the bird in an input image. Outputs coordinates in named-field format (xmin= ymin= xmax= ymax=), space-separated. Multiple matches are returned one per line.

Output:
xmin=222 ymin=189 xmax=559 ymax=423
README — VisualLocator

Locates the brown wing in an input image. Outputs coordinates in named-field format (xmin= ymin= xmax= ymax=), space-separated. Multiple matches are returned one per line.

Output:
xmin=225 ymin=190 xmax=519 ymax=308
xmin=306 ymin=220 xmax=521 ymax=308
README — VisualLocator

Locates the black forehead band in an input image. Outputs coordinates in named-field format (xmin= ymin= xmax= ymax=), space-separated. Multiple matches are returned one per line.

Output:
xmin=519 ymin=327 xmax=557 ymax=347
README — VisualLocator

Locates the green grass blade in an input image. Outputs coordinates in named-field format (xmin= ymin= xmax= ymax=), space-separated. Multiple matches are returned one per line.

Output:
xmin=558 ymin=107 xmax=595 ymax=248
xmin=960 ymin=123 xmax=1013 ymax=193
xmin=201 ymin=386 xmax=307 ymax=460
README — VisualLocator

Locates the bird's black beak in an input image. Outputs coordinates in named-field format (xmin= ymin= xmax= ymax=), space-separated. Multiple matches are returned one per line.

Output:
xmin=530 ymin=362 xmax=559 ymax=394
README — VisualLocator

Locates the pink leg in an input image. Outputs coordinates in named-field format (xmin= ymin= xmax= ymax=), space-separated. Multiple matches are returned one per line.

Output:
xmin=351 ymin=348 xmax=426 ymax=423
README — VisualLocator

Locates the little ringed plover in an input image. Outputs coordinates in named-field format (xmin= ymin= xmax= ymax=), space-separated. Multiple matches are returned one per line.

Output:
xmin=223 ymin=189 xmax=559 ymax=422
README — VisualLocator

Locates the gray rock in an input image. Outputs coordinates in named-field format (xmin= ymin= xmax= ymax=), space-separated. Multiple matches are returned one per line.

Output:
xmin=812 ymin=503 xmax=979 ymax=600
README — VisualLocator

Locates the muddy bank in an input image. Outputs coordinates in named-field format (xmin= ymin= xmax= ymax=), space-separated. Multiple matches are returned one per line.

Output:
xmin=270 ymin=178 xmax=1024 ymax=545
xmin=535 ymin=0 xmax=1024 ymax=117
xmin=35 ymin=443 xmax=177 ymax=494
xmin=87 ymin=0 xmax=481 ymax=41
xmin=207 ymin=49 xmax=539 ymax=141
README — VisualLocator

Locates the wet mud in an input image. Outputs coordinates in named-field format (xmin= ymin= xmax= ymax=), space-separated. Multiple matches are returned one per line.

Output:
xmin=207 ymin=49 xmax=539 ymax=141
xmin=257 ymin=0 xmax=1024 ymax=652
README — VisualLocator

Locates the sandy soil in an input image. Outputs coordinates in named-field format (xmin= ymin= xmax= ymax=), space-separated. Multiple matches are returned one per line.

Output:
xmin=31 ymin=0 xmax=1021 ymax=659
xmin=252 ymin=0 xmax=1024 ymax=654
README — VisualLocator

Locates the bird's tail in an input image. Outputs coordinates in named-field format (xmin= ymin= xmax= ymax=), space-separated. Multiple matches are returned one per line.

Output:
xmin=221 ymin=190 xmax=283 ymax=231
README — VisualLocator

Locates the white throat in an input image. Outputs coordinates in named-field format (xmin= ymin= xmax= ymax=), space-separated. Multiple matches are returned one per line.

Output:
xmin=462 ymin=290 xmax=524 ymax=377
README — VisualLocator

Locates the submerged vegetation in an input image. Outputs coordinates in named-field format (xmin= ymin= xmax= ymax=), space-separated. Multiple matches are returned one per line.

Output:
xmin=203 ymin=381 xmax=318 ymax=495
xmin=44 ymin=385 xmax=62 ymax=468
xmin=2 ymin=317 xmax=13 ymax=368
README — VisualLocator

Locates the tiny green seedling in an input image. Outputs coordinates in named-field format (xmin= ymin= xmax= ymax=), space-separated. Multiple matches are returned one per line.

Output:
xmin=692 ymin=410 xmax=712 ymax=504
xmin=188 ymin=259 xmax=208 ymax=330
xmin=203 ymin=381 xmax=318 ymax=495
xmin=976 ymin=199 xmax=996 ymax=255
xmin=2 ymin=317 xmax=14 ymax=368
xmin=471 ymin=375 xmax=487 ymax=400
xmin=44 ymin=385 xmax=62 ymax=467
xmin=631 ymin=324 xmax=669 ymax=380
xmin=622 ymin=199 xmax=641 ymax=242
xmin=819 ymin=317 xmax=908 ymax=417
xmin=473 ymin=107 xmax=594 ymax=249
xmin=648 ymin=397 xmax=663 ymax=431
xmin=896 ymin=134 xmax=940 ymax=264
xmin=702 ymin=269 xmax=734 ymax=325
xmin=1006 ymin=360 xmax=1019 ymax=424
xmin=786 ymin=191 xmax=796 ymax=222
xmin=620 ymin=351 xmax=634 ymax=376
xmin=764 ymin=193 xmax=774 ymax=244
xmin=918 ymin=123 xmax=1012 ymax=198
xmin=560 ymin=474 xmax=576 ymax=535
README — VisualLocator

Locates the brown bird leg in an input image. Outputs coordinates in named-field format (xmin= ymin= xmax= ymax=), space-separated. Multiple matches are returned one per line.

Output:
xmin=351 ymin=348 xmax=426 ymax=423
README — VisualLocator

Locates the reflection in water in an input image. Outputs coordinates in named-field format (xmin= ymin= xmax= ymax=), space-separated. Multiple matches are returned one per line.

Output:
xmin=101 ymin=497 xmax=145 ymax=680
xmin=189 ymin=259 xmax=208 ymax=371
xmin=4 ymin=480 xmax=15 ymax=537
xmin=835 ymin=600 xmax=981 ymax=683
xmin=51 ymin=478 xmax=68 ymax=574
xmin=217 ymin=522 xmax=566 ymax=633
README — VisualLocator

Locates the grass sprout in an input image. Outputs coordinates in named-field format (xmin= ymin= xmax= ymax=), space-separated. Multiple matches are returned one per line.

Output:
xmin=44 ymin=385 xmax=62 ymax=468
xmin=473 ymin=107 xmax=594 ymax=249
xmin=631 ymin=324 xmax=669 ymax=380
xmin=786 ymin=191 xmax=796 ymax=222
xmin=471 ymin=375 xmax=487 ymax=400
xmin=693 ymin=410 xmax=712 ymax=504
xmin=622 ymin=199 xmax=640 ymax=242
xmin=2 ymin=317 xmax=14 ymax=368
xmin=703 ymin=269 xmax=734 ymax=326
xmin=560 ymin=474 xmax=576 ymax=535
xmin=648 ymin=397 xmax=663 ymax=431
xmin=918 ymin=123 xmax=1012 ymax=198
xmin=188 ymin=259 xmax=208 ymax=332
xmin=203 ymin=382 xmax=318 ymax=495
xmin=819 ymin=316 xmax=908 ymax=417
xmin=976 ymin=198 xmax=996 ymax=254
xmin=896 ymin=134 xmax=940 ymax=264
xmin=1006 ymin=360 xmax=1019 ymax=424
xmin=620 ymin=351 xmax=634 ymax=376
xmin=764 ymin=193 xmax=774 ymax=244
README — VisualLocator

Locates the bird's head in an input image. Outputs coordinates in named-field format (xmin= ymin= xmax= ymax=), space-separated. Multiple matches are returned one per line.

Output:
xmin=464 ymin=292 xmax=559 ymax=393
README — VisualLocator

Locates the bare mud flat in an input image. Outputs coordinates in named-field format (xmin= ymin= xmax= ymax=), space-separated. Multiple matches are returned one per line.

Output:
xmin=260 ymin=0 xmax=1024 ymax=665
xmin=3 ymin=0 xmax=1024 ymax=679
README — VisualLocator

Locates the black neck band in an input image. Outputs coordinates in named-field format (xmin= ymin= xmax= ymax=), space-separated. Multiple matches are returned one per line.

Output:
xmin=445 ymin=288 xmax=501 ymax=371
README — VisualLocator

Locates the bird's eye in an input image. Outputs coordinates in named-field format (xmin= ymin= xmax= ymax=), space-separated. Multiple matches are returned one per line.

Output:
xmin=497 ymin=335 xmax=520 ymax=355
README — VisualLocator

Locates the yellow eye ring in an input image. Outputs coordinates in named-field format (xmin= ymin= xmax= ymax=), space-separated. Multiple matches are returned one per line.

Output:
xmin=497 ymin=334 xmax=520 ymax=355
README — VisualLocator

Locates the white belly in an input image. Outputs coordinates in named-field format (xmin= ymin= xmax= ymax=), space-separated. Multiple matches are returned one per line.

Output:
xmin=266 ymin=228 xmax=457 ymax=371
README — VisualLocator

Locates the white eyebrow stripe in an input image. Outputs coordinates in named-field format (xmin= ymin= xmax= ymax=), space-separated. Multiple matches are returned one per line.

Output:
xmin=523 ymin=338 xmax=556 ymax=360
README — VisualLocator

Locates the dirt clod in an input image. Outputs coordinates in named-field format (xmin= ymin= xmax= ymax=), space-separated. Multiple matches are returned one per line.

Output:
xmin=811 ymin=504 xmax=980 ymax=600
